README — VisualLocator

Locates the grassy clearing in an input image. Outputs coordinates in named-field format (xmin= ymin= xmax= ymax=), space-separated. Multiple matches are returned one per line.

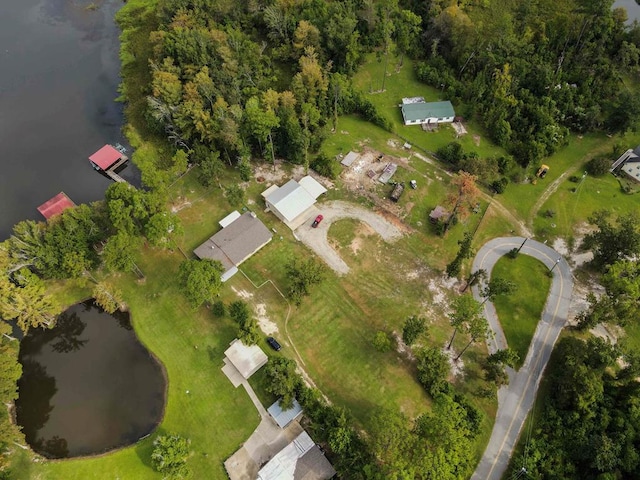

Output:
xmin=20 ymin=250 xmax=259 ymax=480
xmin=491 ymin=255 xmax=551 ymax=368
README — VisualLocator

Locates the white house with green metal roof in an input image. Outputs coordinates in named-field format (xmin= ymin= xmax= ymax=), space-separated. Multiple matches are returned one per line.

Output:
xmin=400 ymin=97 xmax=455 ymax=126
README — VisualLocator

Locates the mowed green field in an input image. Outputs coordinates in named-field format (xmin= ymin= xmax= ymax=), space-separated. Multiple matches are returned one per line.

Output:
xmin=490 ymin=255 xmax=552 ymax=369
xmin=20 ymin=250 xmax=259 ymax=480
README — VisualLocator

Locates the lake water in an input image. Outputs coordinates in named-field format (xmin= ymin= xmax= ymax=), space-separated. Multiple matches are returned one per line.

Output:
xmin=614 ymin=0 xmax=640 ymax=21
xmin=15 ymin=301 xmax=166 ymax=458
xmin=0 ymin=0 xmax=138 ymax=239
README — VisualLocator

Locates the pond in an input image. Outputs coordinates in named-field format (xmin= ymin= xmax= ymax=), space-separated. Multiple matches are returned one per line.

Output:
xmin=15 ymin=301 xmax=166 ymax=458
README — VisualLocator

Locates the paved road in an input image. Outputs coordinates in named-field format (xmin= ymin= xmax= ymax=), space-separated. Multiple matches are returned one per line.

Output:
xmin=471 ymin=237 xmax=573 ymax=480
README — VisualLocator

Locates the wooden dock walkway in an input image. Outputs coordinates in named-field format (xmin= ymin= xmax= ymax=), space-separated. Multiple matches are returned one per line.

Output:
xmin=104 ymin=154 xmax=129 ymax=183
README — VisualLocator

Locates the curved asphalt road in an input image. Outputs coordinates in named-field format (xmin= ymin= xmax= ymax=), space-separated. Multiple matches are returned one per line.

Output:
xmin=470 ymin=237 xmax=573 ymax=480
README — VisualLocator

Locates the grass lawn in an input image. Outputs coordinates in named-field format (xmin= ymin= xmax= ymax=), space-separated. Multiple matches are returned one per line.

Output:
xmin=20 ymin=249 xmax=259 ymax=480
xmin=490 ymin=254 xmax=551 ymax=368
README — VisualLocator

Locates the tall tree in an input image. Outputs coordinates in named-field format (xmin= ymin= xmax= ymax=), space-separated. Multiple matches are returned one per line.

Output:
xmin=178 ymin=259 xmax=223 ymax=309
xmin=447 ymin=294 xmax=482 ymax=349
xmin=416 ymin=346 xmax=450 ymax=396
xmin=92 ymin=282 xmax=124 ymax=314
xmin=285 ymin=258 xmax=326 ymax=306
xmin=455 ymin=314 xmax=490 ymax=361
xmin=583 ymin=210 xmax=640 ymax=270
xmin=444 ymin=171 xmax=479 ymax=233
xmin=151 ymin=433 xmax=191 ymax=479
xmin=402 ymin=315 xmax=427 ymax=346
xmin=481 ymin=277 xmax=517 ymax=305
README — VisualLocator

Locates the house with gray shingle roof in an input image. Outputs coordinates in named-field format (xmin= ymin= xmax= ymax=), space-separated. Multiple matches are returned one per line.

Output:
xmin=193 ymin=211 xmax=272 ymax=282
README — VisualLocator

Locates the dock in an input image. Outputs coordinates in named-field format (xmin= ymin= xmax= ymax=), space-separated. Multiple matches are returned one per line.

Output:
xmin=89 ymin=145 xmax=130 ymax=185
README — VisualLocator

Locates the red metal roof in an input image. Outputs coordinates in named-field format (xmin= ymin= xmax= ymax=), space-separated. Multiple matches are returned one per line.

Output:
xmin=37 ymin=192 xmax=76 ymax=220
xmin=89 ymin=144 xmax=122 ymax=170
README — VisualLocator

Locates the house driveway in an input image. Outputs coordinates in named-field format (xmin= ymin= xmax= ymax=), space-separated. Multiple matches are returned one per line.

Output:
xmin=294 ymin=200 xmax=403 ymax=275
xmin=224 ymin=377 xmax=303 ymax=480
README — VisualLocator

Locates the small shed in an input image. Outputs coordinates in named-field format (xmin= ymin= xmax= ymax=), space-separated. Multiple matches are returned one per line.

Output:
xmin=400 ymin=99 xmax=455 ymax=126
xmin=429 ymin=205 xmax=449 ymax=223
xmin=340 ymin=151 xmax=360 ymax=167
xmin=37 ymin=192 xmax=76 ymax=220
xmin=378 ymin=163 xmax=398 ymax=184
xmin=268 ymin=399 xmax=303 ymax=429
xmin=223 ymin=339 xmax=268 ymax=380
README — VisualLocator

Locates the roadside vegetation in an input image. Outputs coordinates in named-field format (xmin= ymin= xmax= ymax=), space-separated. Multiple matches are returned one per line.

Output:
xmin=2 ymin=0 xmax=640 ymax=479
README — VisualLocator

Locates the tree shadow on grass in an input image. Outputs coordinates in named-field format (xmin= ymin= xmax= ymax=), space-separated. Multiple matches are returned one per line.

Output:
xmin=134 ymin=428 xmax=164 ymax=470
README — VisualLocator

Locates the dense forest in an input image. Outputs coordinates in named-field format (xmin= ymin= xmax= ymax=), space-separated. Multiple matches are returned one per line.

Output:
xmin=118 ymin=0 xmax=640 ymax=191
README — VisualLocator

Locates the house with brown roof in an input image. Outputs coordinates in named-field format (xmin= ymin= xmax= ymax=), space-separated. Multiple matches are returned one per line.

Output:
xmin=193 ymin=211 xmax=272 ymax=282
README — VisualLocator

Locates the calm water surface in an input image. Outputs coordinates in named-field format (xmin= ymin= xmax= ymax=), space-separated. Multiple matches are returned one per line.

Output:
xmin=15 ymin=301 xmax=166 ymax=458
xmin=0 ymin=0 xmax=138 ymax=239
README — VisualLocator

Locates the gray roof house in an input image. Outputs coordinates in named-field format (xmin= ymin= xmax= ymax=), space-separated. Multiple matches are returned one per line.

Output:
xmin=193 ymin=211 xmax=272 ymax=282
xmin=268 ymin=399 xmax=303 ymax=429
xmin=400 ymin=97 xmax=455 ymax=126
xmin=611 ymin=145 xmax=640 ymax=183
xmin=257 ymin=430 xmax=336 ymax=480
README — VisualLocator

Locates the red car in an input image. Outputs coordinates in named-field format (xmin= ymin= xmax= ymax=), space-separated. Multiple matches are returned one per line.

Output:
xmin=311 ymin=214 xmax=323 ymax=228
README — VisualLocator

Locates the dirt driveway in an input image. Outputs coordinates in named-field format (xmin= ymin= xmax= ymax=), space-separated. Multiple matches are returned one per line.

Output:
xmin=294 ymin=200 xmax=404 ymax=275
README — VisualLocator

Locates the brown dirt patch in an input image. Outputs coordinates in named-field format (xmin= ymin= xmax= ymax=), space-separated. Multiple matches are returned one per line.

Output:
xmin=473 ymin=134 xmax=481 ymax=146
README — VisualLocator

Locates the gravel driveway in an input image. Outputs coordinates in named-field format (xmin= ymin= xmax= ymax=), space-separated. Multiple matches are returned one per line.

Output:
xmin=294 ymin=200 xmax=403 ymax=275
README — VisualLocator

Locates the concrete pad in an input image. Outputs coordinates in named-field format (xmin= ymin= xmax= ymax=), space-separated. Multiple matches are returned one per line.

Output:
xmin=285 ymin=205 xmax=319 ymax=231
xmin=221 ymin=358 xmax=244 ymax=388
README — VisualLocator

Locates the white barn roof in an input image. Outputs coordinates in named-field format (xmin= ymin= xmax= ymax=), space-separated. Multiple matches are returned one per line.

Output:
xmin=268 ymin=399 xmax=303 ymax=429
xmin=298 ymin=176 xmax=327 ymax=199
xmin=263 ymin=180 xmax=315 ymax=223
xmin=257 ymin=431 xmax=315 ymax=480
xmin=224 ymin=339 xmax=268 ymax=379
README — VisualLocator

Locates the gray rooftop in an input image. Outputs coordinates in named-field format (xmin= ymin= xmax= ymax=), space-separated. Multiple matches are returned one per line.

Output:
xmin=268 ymin=399 xmax=303 ymax=429
xmin=401 ymin=100 xmax=455 ymax=122
xmin=193 ymin=212 xmax=272 ymax=274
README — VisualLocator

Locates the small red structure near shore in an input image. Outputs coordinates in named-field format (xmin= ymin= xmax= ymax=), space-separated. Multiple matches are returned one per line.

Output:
xmin=89 ymin=144 xmax=124 ymax=171
xmin=37 ymin=192 xmax=76 ymax=220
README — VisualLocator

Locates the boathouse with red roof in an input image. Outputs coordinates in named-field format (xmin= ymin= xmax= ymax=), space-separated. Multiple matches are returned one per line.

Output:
xmin=89 ymin=145 xmax=124 ymax=171
xmin=37 ymin=192 xmax=76 ymax=220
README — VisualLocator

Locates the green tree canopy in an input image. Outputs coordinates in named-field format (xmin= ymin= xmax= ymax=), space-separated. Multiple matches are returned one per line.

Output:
xmin=178 ymin=259 xmax=223 ymax=309
xmin=151 ymin=433 xmax=191 ymax=479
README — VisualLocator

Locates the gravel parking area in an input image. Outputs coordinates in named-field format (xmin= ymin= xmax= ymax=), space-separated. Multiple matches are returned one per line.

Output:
xmin=294 ymin=200 xmax=404 ymax=275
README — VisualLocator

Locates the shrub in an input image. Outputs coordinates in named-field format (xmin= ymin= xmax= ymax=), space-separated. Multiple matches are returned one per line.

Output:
xmin=586 ymin=156 xmax=611 ymax=176
xmin=491 ymin=177 xmax=509 ymax=194
xmin=151 ymin=434 xmax=191 ymax=479
xmin=238 ymin=158 xmax=252 ymax=181
xmin=373 ymin=331 xmax=394 ymax=352
xmin=211 ymin=300 xmax=225 ymax=318
xmin=311 ymin=153 xmax=340 ymax=179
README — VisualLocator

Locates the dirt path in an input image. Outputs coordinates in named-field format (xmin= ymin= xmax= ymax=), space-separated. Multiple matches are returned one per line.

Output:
xmin=529 ymin=166 xmax=582 ymax=226
xmin=479 ymin=192 xmax=534 ymax=238
xmin=294 ymin=200 xmax=404 ymax=275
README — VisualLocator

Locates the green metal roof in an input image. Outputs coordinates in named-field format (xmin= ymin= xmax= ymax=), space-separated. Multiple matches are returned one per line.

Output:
xmin=401 ymin=101 xmax=455 ymax=122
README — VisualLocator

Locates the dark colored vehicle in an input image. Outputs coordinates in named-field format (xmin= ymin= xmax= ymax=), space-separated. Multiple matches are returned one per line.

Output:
xmin=311 ymin=214 xmax=323 ymax=228
xmin=267 ymin=336 xmax=282 ymax=351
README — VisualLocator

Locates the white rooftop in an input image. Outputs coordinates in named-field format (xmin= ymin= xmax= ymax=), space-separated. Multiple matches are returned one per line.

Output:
xmin=298 ymin=176 xmax=327 ymax=199
xmin=257 ymin=431 xmax=315 ymax=480
xmin=223 ymin=339 xmax=268 ymax=379
xmin=219 ymin=210 xmax=242 ymax=228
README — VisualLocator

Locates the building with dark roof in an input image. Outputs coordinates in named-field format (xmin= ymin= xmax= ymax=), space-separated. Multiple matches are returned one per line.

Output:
xmin=400 ymin=97 xmax=455 ymax=126
xmin=611 ymin=145 xmax=640 ymax=183
xmin=193 ymin=211 xmax=272 ymax=282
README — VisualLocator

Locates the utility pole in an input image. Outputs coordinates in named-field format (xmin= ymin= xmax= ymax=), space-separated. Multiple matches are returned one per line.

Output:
xmin=517 ymin=237 xmax=528 ymax=253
